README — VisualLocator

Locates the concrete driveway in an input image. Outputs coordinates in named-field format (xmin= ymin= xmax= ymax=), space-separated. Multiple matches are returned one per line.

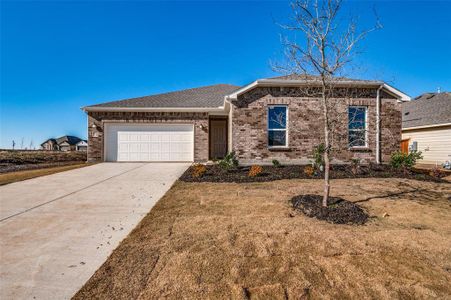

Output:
xmin=0 ymin=162 xmax=189 ymax=300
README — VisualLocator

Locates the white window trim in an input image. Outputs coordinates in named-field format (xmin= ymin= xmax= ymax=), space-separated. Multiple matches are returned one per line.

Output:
xmin=348 ymin=106 xmax=368 ymax=148
xmin=267 ymin=105 xmax=289 ymax=148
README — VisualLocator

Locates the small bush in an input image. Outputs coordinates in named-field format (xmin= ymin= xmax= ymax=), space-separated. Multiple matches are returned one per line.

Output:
xmin=390 ymin=151 xmax=423 ymax=169
xmin=312 ymin=144 xmax=325 ymax=170
xmin=191 ymin=164 xmax=207 ymax=178
xmin=350 ymin=158 xmax=360 ymax=175
xmin=248 ymin=165 xmax=263 ymax=177
xmin=218 ymin=152 xmax=239 ymax=170
xmin=272 ymin=159 xmax=281 ymax=168
xmin=304 ymin=165 xmax=315 ymax=176
xmin=429 ymin=166 xmax=445 ymax=179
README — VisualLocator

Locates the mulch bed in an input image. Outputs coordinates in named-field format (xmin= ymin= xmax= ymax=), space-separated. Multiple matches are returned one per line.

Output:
xmin=179 ymin=164 xmax=446 ymax=183
xmin=291 ymin=194 xmax=369 ymax=225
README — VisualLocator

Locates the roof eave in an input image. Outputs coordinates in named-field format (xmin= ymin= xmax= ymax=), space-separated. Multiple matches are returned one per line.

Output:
xmin=382 ymin=83 xmax=411 ymax=101
xmin=81 ymin=106 xmax=225 ymax=113
xmin=402 ymin=122 xmax=451 ymax=131
xmin=225 ymin=79 xmax=411 ymax=101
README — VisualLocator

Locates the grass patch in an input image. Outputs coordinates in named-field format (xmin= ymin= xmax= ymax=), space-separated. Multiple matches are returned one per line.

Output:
xmin=74 ymin=178 xmax=451 ymax=299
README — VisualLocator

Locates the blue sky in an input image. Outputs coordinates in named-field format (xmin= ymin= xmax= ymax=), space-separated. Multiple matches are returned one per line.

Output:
xmin=1 ymin=1 xmax=450 ymax=149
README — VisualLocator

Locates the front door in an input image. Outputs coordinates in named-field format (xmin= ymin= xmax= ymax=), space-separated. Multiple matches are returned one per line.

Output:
xmin=400 ymin=139 xmax=409 ymax=154
xmin=209 ymin=118 xmax=228 ymax=159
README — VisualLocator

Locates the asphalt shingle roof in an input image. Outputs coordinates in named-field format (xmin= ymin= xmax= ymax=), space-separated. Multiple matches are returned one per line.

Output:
xmin=55 ymin=136 xmax=83 ymax=145
xmin=402 ymin=92 xmax=451 ymax=128
xmin=87 ymin=84 xmax=240 ymax=108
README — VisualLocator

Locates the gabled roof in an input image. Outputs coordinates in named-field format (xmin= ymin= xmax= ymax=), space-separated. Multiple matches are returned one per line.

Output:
xmin=82 ymin=75 xmax=410 ymax=112
xmin=269 ymin=74 xmax=382 ymax=84
xmin=226 ymin=74 xmax=410 ymax=101
xmin=83 ymin=84 xmax=239 ymax=111
xmin=55 ymin=136 xmax=83 ymax=146
xmin=41 ymin=138 xmax=56 ymax=146
xmin=402 ymin=92 xmax=451 ymax=129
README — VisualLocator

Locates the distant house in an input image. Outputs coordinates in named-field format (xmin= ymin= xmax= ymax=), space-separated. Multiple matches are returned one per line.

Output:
xmin=76 ymin=140 xmax=88 ymax=151
xmin=41 ymin=138 xmax=58 ymax=151
xmin=402 ymin=92 xmax=451 ymax=164
xmin=41 ymin=136 xmax=87 ymax=152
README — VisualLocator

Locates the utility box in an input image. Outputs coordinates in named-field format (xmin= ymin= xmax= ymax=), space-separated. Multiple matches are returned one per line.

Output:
xmin=409 ymin=141 xmax=418 ymax=152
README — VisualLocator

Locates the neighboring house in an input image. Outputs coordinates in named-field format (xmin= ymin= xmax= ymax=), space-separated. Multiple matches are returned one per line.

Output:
xmin=76 ymin=140 xmax=88 ymax=151
xmin=41 ymin=136 xmax=86 ymax=151
xmin=82 ymin=75 xmax=410 ymax=164
xmin=402 ymin=92 xmax=451 ymax=165
xmin=41 ymin=138 xmax=58 ymax=151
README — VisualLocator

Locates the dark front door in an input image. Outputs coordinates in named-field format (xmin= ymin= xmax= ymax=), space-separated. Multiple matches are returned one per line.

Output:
xmin=209 ymin=118 xmax=228 ymax=159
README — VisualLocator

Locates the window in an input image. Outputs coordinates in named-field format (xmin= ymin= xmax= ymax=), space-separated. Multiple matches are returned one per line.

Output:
xmin=268 ymin=105 xmax=288 ymax=147
xmin=348 ymin=106 xmax=367 ymax=147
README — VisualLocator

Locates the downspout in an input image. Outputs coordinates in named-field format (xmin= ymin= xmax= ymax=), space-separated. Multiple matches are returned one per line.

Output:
xmin=376 ymin=85 xmax=383 ymax=164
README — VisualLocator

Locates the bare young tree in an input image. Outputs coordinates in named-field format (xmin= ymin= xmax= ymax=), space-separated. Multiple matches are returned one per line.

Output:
xmin=277 ymin=0 xmax=381 ymax=206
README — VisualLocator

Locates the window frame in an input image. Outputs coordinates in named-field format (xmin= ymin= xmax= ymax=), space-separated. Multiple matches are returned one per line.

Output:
xmin=348 ymin=105 xmax=368 ymax=148
xmin=267 ymin=105 xmax=289 ymax=148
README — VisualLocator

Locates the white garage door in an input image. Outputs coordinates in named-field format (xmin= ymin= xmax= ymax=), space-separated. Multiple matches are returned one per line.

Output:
xmin=104 ymin=124 xmax=194 ymax=162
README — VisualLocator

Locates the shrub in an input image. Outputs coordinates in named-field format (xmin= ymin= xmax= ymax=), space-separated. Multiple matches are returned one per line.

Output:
xmin=304 ymin=165 xmax=315 ymax=176
xmin=248 ymin=165 xmax=263 ymax=177
xmin=350 ymin=158 xmax=361 ymax=175
xmin=312 ymin=144 xmax=325 ymax=170
xmin=218 ymin=152 xmax=239 ymax=170
xmin=429 ymin=166 xmax=445 ymax=179
xmin=390 ymin=151 xmax=423 ymax=169
xmin=272 ymin=159 xmax=281 ymax=168
xmin=191 ymin=163 xmax=207 ymax=178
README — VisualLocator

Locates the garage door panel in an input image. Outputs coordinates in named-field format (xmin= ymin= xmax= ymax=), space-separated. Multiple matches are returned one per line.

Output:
xmin=161 ymin=142 xmax=170 ymax=152
xmin=129 ymin=134 xmax=140 ymax=141
xmin=140 ymin=144 xmax=149 ymax=152
xmin=161 ymin=135 xmax=171 ymax=142
xmin=118 ymin=134 xmax=128 ymax=142
xmin=106 ymin=124 xmax=194 ymax=162
xmin=140 ymin=134 xmax=150 ymax=142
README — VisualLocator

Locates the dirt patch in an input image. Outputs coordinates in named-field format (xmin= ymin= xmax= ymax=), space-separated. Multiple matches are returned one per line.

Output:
xmin=0 ymin=150 xmax=87 ymax=173
xmin=74 ymin=178 xmax=451 ymax=299
xmin=0 ymin=163 xmax=93 ymax=186
xmin=180 ymin=164 xmax=445 ymax=183
xmin=291 ymin=194 xmax=369 ymax=225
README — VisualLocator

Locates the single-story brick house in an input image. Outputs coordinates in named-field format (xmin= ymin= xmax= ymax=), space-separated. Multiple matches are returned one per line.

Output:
xmin=41 ymin=135 xmax=87 ymax=152
xmin=82 ymin=75 xmax=410 ymax=164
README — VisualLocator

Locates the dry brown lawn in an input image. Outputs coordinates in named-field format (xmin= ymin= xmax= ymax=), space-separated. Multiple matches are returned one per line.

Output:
xmin=74 ymin=178 xmax=451 ymax=299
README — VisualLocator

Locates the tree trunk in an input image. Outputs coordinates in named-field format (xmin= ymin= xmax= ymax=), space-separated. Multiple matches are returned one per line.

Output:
xmin=322 ymin=84 xmax=330 ymax=207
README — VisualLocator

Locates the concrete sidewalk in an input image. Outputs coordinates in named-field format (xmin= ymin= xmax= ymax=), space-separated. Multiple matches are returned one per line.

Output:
xmin=0 ymin=162 xmax=189 ymax=300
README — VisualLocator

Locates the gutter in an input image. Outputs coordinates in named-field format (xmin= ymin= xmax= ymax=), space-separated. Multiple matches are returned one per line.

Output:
xmin=81 ymin=106 xmax=226 ymax=113
xmin=402 ymin=122 xmax=451 ymax=131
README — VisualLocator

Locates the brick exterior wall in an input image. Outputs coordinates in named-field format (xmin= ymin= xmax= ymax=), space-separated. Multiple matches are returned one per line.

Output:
xmin=231 ymin=87 xmax=401 ymax=165
xmin=87 ymin=111 xmax=208 ymax=162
